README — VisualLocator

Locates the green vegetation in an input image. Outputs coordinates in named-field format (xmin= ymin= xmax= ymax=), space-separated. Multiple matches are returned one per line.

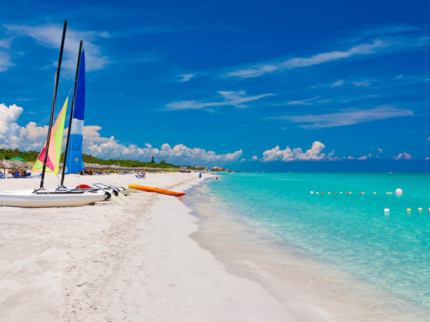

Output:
xmin=0 ymin=148 xmax=199 ymax=170
xmin=0 ymin=149 xmax=39 ymax=162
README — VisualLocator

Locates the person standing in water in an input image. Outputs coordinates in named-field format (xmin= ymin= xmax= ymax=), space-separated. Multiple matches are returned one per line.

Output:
xmin=199 ymin=172 xmax=202 ymax=179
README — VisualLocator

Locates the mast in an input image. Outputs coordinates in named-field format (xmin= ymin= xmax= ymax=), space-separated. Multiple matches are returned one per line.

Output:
xmin=60 ymin=40 xmax=83 ymax=187
xmin=40 ymin=20 xmax=67 ymax=189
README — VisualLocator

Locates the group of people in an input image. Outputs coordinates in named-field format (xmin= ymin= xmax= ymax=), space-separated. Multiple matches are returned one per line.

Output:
xmin=137 ymin=171 xmax=146 ymax=178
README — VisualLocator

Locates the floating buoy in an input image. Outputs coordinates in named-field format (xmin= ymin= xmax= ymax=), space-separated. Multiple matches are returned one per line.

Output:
xmin=316 ymin=192 xmax=319 ymax=194
xmin=396 ymin=188 xmax=403 ymax=195
xmin=373 ymin=192 xmax=377 ymax=194
xmin=310 ymin=191 xmax=314 ymax=195
xmin=334 ymin=192 xmax=336 ymax=194
xmin=340 ymin=192 xmax=343 ymax=194
xmin=384 ymin=208 xmax=390 ymax=213
xmin=407 ymin=208 xmax=412 ymax=212
xmin=322 ymin=192 xmax=325 ymax=194
xmin=418 ymin=208 xmax=423 ymax=211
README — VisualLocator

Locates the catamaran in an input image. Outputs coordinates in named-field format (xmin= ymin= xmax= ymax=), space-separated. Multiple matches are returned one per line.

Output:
xmin=0 ymin=21 xmax=109 ymax=207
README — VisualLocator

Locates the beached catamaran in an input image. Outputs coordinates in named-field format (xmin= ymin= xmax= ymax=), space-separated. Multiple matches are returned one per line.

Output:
xmin=0 ymin=21 xmax=108 ymax=207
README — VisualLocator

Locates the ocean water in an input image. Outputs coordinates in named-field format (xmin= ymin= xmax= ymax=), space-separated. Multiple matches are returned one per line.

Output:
xmin=187 ymin=172 xmax=430 ymax=319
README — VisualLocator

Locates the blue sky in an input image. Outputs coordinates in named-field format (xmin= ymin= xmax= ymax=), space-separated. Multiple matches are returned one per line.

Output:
xmin=0 ymin=0 xmax=429 ymax=170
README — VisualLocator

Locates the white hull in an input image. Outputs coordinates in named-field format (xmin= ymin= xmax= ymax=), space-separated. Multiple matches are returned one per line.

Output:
xmin=0 ymin=189 xmax=108 ymax=208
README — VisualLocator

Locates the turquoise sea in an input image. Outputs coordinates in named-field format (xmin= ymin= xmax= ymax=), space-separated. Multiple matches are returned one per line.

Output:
xmin=188 ymin=172 xmax=430 ymax=318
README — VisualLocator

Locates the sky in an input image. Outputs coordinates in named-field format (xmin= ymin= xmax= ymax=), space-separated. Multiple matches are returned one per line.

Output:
xmin=0 ymin=0 xmax=429 ymax=171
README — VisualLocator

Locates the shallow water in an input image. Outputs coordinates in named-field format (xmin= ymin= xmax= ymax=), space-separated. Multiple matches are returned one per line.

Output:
xmin=186 ymin=173 xmax=430 ymax=320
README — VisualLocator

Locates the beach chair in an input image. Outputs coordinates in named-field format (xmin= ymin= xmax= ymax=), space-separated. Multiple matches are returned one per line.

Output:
xmin=0 ymin=175 xmax=4 ymax=179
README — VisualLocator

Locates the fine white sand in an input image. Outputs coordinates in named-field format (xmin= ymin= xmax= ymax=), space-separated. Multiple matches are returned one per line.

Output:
xmin=0 ymin=173 xmax=291 ymax=321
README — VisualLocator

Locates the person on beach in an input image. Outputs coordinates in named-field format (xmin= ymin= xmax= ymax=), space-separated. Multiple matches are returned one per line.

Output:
xmin=199 ymin=172 xmax=202 ymax=178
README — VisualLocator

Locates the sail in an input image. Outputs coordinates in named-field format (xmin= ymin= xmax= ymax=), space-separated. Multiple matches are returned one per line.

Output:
xmin=32 ymin=98 xmax=68 ymax=175
xmin=65 ymin=45 xmax=85 ymax=174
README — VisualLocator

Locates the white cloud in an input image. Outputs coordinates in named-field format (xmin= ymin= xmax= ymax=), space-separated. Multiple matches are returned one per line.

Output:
xmin=378 ymin=148 xmax=383 ymax=153
xmin=177 ymin=73 xmax=195 ymax=82
xmin=0 ymin=50 xmax=14 ymax=72
xmin=261 ymin=141 xmax=341 ymax=162
xmin=331 ymin=80 xmax=344 ymax=87
xmin=393 ymin=151 xmax=412 ymax=160
xmin=166 ymin=90 xmax=274 ymax=110
xmin=357 ymin=153 xmax=372 ymax=160
xmin=252 ymin=156 xmax=258 ymax=160
xmin=426 ymin=157 xmax=430 ymax=160
xmin=0 ymin=103 xmax=242 ymax=165
xmin=86 ymin=138 xmax=242 ymax=164
xmin=225 ymin=40 xmax=387 ymax=78
xmin=5 ymin=23 xmax=110 ymax=73
xmin=352 ymin=80 xmax=372 ymax=87
xmin=427 ymin=137 xmax=430 ymax=141
xmin=0 ymin=103 xmax=48 ymax=150
xmin=348 ymin=156 xmax=355 ymax=160
xmin=346 ymin=24 xmax=420 ymax=43
xmin=269 ymin=106 xmax=413 ymax=129
xmin=286 ymin=97 xmax=318 ymax=105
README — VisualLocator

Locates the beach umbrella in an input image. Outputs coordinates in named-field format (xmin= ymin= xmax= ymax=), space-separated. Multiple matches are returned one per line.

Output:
xmin=9 ymin=157 xmax=28 ymax=162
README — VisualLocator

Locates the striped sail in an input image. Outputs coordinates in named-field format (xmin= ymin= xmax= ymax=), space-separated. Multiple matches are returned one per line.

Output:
xmin=65 ymin=45 xmax=85 ymax=174
xmin=32 ymin=98 xmax=68 ymax=175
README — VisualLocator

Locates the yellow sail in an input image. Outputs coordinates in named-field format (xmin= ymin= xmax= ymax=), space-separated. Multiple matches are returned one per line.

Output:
xmin=32 ymin=98 xmax=68 ymax=175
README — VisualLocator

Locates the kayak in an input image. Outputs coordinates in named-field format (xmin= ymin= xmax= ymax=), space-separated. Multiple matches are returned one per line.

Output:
xmin=128 ymin=184 xmax=186 ymax=197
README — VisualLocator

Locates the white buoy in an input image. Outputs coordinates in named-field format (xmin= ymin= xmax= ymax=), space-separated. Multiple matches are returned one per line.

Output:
xmin=310 ymin=191 xmax=314 ymax=195
xmin=384 ymin=208 xmax=390 ymax=214
xmin=396 ymin=188 xmax=403 ymax=195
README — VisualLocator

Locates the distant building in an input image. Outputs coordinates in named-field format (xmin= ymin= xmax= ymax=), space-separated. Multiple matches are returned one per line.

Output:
xmin=179 ymin=166 xmax=191 ymax=173
xmin=195 ymin=166 xmax=205 ymax=169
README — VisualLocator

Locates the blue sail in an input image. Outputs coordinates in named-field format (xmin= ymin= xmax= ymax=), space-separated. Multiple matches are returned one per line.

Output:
xmin=65 ymin=45 xmax=85 ymax=174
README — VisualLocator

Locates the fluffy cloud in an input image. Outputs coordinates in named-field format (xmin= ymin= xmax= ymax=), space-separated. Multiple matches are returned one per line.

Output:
xmin=86 ymin=138 xmax=242 ymax=163
xmin=426 ymin=157 xmax=430 ymax=160
xmin=393 ymin=151 xmax=412 ymax=160
xmin=378 ymin=148 xmax=383 ymax=153
xmin=269 ymin=106 xmax=413 ymax=129
xmin=0 ymin=103 xmax=49 ymax=150
xmin=166 ymin=90 xmax=274 ymax=110
xmin=261 ymin=141 xmax=342 ymax=162
xmin=0 ymin=103 xmax=242 ymax=165
xmin=252 ymin=156 xmax=258 ymax=160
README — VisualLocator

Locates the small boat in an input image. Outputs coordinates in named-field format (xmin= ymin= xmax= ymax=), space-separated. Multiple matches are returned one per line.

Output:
xmin=0 ymin=21 xmax=109 ymax=208
xmin=0 ymin=189 xmax=108 ymax=208
xmin=128 ymin=184 xmax=186 ymax=197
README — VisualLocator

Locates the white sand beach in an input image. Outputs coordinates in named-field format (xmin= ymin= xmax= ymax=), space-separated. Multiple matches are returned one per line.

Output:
xmin=0 ymin=173 xmax=291 ymax=322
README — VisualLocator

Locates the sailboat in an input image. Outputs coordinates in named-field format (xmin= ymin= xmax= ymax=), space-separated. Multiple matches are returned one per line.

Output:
xmin=0 ymin=21 xmax=109 ymax=208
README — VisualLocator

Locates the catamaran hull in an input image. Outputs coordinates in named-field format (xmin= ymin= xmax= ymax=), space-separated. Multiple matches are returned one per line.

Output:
xmin=0 ymin=190 xmax=108 ymax=208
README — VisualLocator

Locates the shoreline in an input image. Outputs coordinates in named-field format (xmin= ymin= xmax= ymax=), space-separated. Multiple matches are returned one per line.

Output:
xmin=0 ymin=173 xmax=290 ymax=321
xmin=185 ymin=177 xmax=430 ymax=321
